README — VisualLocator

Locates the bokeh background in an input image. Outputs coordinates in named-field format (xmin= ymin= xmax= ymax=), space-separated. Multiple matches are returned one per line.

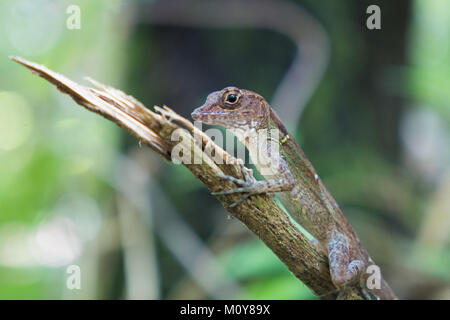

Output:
xmin=0 ymin=0 xmax=449 ymax=299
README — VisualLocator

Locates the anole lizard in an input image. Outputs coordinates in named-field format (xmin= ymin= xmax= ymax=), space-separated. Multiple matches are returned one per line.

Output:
xmin=192 ymin=86 xmax=396 ymax=299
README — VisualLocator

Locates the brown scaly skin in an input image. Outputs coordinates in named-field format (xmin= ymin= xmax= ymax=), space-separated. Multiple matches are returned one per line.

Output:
xmin=192 ymin=87 xmax=396 ymax=299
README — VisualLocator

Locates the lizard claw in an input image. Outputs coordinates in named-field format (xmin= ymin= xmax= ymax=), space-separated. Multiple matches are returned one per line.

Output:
xmin=214 ymin=174 xmax=249 ymax=186
xmin=212 ymin=160 xmax=290 ymax=207
xmin=212 ymin=163 xmax=259 ymax=207
xmin=211 ymin=174 xmax=254 ymax=195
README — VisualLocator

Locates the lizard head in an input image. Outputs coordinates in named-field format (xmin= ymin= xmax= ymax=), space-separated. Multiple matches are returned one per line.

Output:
xmin=191 ymin=86 xmax=270 ymax=131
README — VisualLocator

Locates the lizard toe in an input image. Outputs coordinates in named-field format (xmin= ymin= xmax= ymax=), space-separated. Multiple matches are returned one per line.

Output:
xmin=216 ymin=174 xmax=246 ymax=186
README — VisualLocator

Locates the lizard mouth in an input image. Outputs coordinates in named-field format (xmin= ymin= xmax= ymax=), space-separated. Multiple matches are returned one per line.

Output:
xmin=191 ymin=106 xmax=224 ymax=125
xmin=190 ymin=107 xmax=202 ymax=121
xmin=191 ymin=107 xmax=207 ymax=123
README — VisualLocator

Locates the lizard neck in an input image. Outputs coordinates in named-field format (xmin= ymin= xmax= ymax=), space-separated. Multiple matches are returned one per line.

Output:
xmin=268 ymin=107 xmax=290 ymax=137
xmin=228 ymin=105 xmax=275 ymax=146
xmin=229 ymin=113 xmax=281 ymax=178
xmin=229 ymin=127 xmax=259 ymax=150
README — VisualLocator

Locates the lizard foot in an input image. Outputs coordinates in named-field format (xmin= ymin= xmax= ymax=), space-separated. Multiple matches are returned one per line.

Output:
xmin=212 ymin=159 xmax=294 ymax=208
xmin=331 ymin=259 xmax=364 ymax=290
xmin=212 ymin=163 xmax=261 ymax=208
xmin=328 ymin=231 xmax=365 ymax=291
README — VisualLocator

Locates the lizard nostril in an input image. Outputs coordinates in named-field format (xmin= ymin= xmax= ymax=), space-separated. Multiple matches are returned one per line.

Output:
xmin=191 ymin=108 xmax=201 ymax=120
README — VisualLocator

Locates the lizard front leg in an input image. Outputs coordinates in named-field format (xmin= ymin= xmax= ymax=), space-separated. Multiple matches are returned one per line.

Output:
xmin=212 ymin=161 xmax=295 ymax=208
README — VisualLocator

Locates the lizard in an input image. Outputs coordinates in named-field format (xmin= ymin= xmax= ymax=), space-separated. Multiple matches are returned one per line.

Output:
xmin=191 ymin=86 xmax=396 ymax=299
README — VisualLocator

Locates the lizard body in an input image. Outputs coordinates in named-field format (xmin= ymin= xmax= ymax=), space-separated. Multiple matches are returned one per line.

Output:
xmin=192 ymin=87 xmax=396 ymax=299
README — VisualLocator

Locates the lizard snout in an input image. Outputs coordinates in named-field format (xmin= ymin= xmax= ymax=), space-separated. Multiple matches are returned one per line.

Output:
xmin=191 ymin=106 xmax=203 ymax=121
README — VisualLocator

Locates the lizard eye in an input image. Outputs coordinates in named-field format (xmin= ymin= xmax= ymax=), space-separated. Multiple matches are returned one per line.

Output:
xmin=226 ymin=94 xmax=238 ymax=104
xmin=222 ymin=90 xmax=242 ymax=108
